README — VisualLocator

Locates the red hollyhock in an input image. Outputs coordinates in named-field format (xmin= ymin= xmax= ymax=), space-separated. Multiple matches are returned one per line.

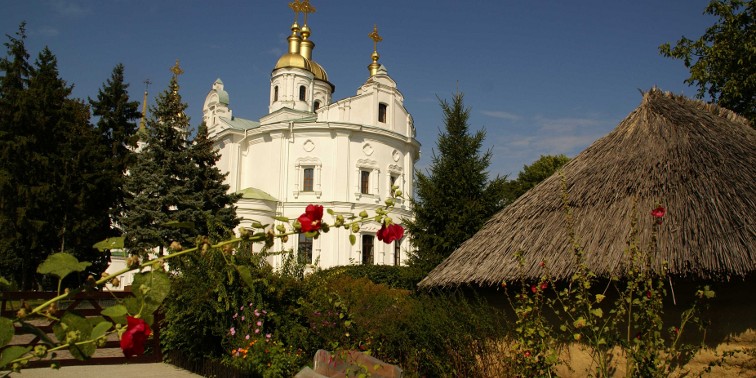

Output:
xmin=121 ymin=316 xmax=152 ymax=357
xmin=297 ymin=204 xmax=324 ymax=233
xmin=651 ymin=206 xmax=666 ymax=219
xmin=376 ymin=223 xmax=404 ymax=244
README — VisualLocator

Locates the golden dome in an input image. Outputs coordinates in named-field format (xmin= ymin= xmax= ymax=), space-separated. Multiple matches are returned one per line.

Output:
xmin=309 ymin=60 xmax=328 ymax=81
xmin=274 ymin=52 xmax=312 ymax=71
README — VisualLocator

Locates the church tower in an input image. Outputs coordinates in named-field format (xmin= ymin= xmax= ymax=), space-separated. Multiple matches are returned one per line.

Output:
xmin=269 ymin=0 xmax=334 ymax=114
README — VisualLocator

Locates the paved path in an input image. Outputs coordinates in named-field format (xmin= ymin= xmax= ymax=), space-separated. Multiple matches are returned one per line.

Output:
xmin=11 ymin=363 xmax=202 ymax=377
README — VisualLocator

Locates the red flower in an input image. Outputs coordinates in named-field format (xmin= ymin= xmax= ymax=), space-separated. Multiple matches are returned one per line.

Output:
xmin=646 ymin=290 xmax=652 ymax=299
xmin=297 ymin=204 xmax=324 ymax=233
xmin=531 ymin=285 xmax=538 ymax=294
xmin=524 ymin=350 xmax=531 ymax=358
xmin=376 ymin=223 xmax=404 ymax=244
xmin=540 ymin=281 xmax=548 ymax=291
xmin=121 ymin=316 xmax=152 ymax=357
xmin=651 ymin=206 xmax=665 ymax=220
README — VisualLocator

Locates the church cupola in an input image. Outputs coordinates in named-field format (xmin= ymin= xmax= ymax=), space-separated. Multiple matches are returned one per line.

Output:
xmin=269 ymin=0 xmax=333 ymax=115
xmin=203 ymin=78 xmax=232 ymax=136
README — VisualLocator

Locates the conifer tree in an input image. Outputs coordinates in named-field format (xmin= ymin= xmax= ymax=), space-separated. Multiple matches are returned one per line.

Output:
xmin=405 ymin=92 xmax=507 ymax=275
xmin=89 ymin=64 xmax=141 ymax=226
xmin=0 ymin=23 xmax=32 ymax=285
xmin=187 ymin=122 xmax=240 ymax=241
xmin=122 ymin=70 xmax=201 ymax=256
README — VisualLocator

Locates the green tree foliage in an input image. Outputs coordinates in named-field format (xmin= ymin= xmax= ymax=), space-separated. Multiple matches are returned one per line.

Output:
xmin=660 ymin=0 xmax=755 ymax=125
xmin=122 ymin=73 xmax=199 ymax=255
xmin=0 ymin=26 xmax=111 ymax=287
xmin=0 ymin=23 xmax=33 ymax=286
xmin=122 ymin=72 xmax=239 ymax=256
xmin=187 ymin=123 xmax=240 ymax=241
xmin=405 ymin=92 xmax=507 ymax=275
xmin=89 ymin=64 xmax=141 ymax=227
xmin=504 ymin=154 xmax=570 ymax=204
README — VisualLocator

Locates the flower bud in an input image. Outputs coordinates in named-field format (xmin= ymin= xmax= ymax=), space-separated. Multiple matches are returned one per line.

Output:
xmin=126 ymin=255 xmax=140 ymax=269
xmin=276 ymin=224 xmax=287 ymax=234
xmin=394 ymin=189 xmax=402 ymax=197
xmin=384 ymin=198 xmax=395 ymax=207
xmin=110 ymin=277 xmax=121 ymax=287
xmin=351 ymin=223 xmax=360 ymax=233
xmin=34 ymin=345 xmax=47 ymax=358
xmin=359 ymin=210 xmax=368 ymax=218
xmin=281 ymin=235 xmax=289 ymax=243
xmin=169 ymin=241 xmax=183 ymax=251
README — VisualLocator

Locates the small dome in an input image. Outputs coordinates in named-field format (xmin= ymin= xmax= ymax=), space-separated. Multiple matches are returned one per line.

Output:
xmin=275 ymin=53 xmax=312 ymax=72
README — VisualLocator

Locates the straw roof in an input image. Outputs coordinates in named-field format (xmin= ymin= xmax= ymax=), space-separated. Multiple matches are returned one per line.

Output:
xmin=420 ymin=89 xmax=755 ymax=288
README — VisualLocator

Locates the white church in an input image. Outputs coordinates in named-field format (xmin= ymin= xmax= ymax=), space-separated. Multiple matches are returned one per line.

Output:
xmin=201 ymin=2 xmax=420 ymax=269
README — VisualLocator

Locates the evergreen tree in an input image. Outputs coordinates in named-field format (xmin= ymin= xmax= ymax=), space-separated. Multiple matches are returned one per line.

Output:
xmin=122 ymin=71 xmax=201 ymax=256
xmin=187 ymin=122 xmax=240 ymax=241
xmin=0 ymin=23 xmax=32 ymax=285
xmin=89 ymin=63 xmax=141 ymax=227
xmin=405 ymin=92 xmax=507 ymax=275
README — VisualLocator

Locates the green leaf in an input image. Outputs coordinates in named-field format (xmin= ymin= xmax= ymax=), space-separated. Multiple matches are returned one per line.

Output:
xmin=101 ymin=304 xmax=128 ymax=324
xmin=591 ymin=308 xmax=604 ymax=318
xmin=0 ymin=317 xmax=14 ymax=348
xmin=93 ymin=236 xmax=124 ymax=251
xmin=130 ymin=270 xmax=171 ymax=324
xmin=91 ymin=321 xmax=112 ymax=340
xmin=18 ymin=321 xmax=55 ymax=346
xmin=0 ymin=346 xmax=31 ymax=368
xmin=37 ymin=253 xmax=91 ymax=280
xmin=327 ymin=208 xmax=335 ymax=215
xmin=235 ymin=265 xmax=256 ymax=290
xmin=0 ymin=276 xmax=10 ymax=289
xmin=274 ymin=216 xmax=290 ymax=222
xmin=53 ymin=312 xmax=94 ymax=360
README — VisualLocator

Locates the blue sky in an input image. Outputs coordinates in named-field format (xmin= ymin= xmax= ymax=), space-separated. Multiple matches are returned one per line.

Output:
xmin=2 ymin=0 xmax=713 ymax=177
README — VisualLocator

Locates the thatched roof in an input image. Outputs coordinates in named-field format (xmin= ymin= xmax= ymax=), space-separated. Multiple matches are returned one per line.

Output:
xmin=420 ymin=89 xmax=755 ymax=288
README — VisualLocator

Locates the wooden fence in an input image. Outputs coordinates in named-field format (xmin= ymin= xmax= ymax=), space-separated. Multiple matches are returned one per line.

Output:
xmin=0 ymin=291 xmax=162 ymax=368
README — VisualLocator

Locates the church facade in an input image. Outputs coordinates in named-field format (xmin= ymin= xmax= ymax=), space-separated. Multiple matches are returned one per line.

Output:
xmin=202 ymin=4 xmax=420 ymax=269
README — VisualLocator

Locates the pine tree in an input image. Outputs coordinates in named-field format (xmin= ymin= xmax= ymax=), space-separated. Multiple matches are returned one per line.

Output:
xmin=122 ymin=72 xmax=201 ymax=256
xmin=0 ymin=23 xmax=32 ymax=285
xmin=89 ymin=63 xmax=141 ymax=226
xmin=405 ymin=92 xmax=507 ymax=275
xmin=187 ymin=122 xmax=240 ymax=241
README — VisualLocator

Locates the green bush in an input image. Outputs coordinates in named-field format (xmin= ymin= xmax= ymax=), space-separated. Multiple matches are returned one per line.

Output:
xmin=312 ymin=264 xmax=423 ymax=290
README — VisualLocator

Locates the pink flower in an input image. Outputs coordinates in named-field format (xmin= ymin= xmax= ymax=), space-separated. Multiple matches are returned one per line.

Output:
xmin=376 ymin=224 xmax=404 ymax=244
xmin=230 ymin=327 xmax=236 ymax=336
xmin=255 ymin=328 xmax=260 ymax=334
xmin=245 ymin=334 xmax=250 ymax=340
xmin=298 ymin=204 xmax=324 ymax=233
xmin=265 ymin=333 xmax=272 ymax=339
xmin=121 ymin=316 xmax=152 ymax=358
xmin=256 ymin=321 xmax=262 ymax=326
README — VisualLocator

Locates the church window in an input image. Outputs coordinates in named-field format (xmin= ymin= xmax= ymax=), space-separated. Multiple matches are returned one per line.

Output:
xmin=298 ymin=234 xmax=313 ymax=264
xmin=394 ymin=238 xmax=402 ymax=266
xmin=362 ymin=235 xmax=374 ymax=265
xmin=274 ymin=86 xmax=279 ymax=102
xmin=389 ymin=174 xmax=398 ymax=192
xmin=360 ymin=170 xmax=370 ymax=194
xmin=299 ymin=85 xmax=307 ymax=101
xmin=303 ymin=168 xmax=314 ymax=192
xmin=314 ymin=100 xmax=321 ymax=110
xmin=378 ymin=103 xmax=387 ymax=123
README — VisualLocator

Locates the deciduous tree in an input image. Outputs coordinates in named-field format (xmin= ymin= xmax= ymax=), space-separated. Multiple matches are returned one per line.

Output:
xmin=660 ymin=0 xmax=755 ymax=125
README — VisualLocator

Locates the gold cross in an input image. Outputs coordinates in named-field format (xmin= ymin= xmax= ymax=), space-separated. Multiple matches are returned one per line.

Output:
xmin=369 ymin=24 xmax=383 ymax=52
xmin=170 ymin=59 xmax=184 ymax=77
xmin=301 ymin=0 xmax=316 ymax=24
xmin=288 ymin=0 xmax=301 ymax=22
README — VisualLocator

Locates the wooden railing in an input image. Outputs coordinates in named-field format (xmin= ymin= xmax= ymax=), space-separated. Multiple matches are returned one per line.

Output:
xmin=1 ymin=291 xmax=162 ymax=368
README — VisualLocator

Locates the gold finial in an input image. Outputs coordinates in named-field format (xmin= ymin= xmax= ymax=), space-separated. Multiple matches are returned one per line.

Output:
xmin=368 ymin=25 xmax=383 ymax=77
xmin=139 ymin=79 xmax=151 ymax=134
xmin=288 ymin=0 xmax=302 ymax=23
xmin=300 ymin=0 xmax=316 ymax=25
xmin=170 ymin=59 xmax=184 ymax=77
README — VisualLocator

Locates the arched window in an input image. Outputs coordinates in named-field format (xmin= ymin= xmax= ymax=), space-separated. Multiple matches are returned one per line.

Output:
xmin=274 ymin=86 xmax=279 ymax=102
xmin=299 ymin=85 xmax=306 ymax=101
xmin=313 ymin=100 xmax=321 ymax=110
xmin=378 ymin=103 xmax=387 ymax=123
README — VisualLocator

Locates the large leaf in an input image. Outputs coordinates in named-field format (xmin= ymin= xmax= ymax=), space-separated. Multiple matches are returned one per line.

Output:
xmin=0 ymin=346 xmax=31 ymax=368
xmin=93 ymin=237 xmax=124 ymax=252
xmin=37 ymin=253 xmax=91 ymax=280
xmin=52 ymin=312 xmax=94 ymax=360
xmin=0 ymin=317 xmax=13 ymax=348
xmin=18 ymin=320 xmax=55 ymax=346
xmin=101 ymin=305 xmax=128 ymax=325
xmin=234 ymin=265 xmax=256 ymax=289
xmin=130 ymin=270 xmax=171 ymax=325
xmin=91 ymin=321 xmax=112 ymax=341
